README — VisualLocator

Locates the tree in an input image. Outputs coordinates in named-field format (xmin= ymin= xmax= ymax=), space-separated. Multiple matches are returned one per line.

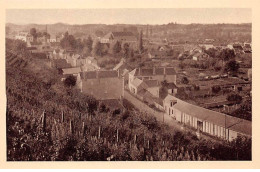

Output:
xmin=139 ymin=30 xmax=144 ymax=53
xmin=93 ymin=41 xmax=108 ymax=57
xmin=83 ymin=36 xmax=93 ymax=54
xmin=113 ymin=41 xmax=122 ymax=54
xmin=181 ymin=77 xmax=189 ymax=84
xmin=219 ymin=49 xmax=235 ymax=67
xmin=227 ymin=93 xmax=242 ymax=104
xmin=212 ymin=86 xmax=221 ymax=94
xmin=64 ymin=75 xmax=77 ymax=88
xmin=123 ymin=43 xmax=130 ymax=58
xmin=60 ymin=32 xmax=77 ymax=50
xmin=30 ymin=28 xmax=37 ymax=42
xmin=225 ymin=60 xmax=240 ymax=74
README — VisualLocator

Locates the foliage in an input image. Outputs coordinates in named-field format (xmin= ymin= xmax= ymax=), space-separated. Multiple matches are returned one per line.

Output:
xmin=139 ymin=30 xmax=144 ymax=53
xmin=60 ymin=32 xmax=77 ymax=50
xmin=227 ymin=93 xmax=242 ymax=104
xmin=113 ymin=41 xmax=122 ymax=54
xmin=30 ymin=28 xmax=37 ymax=41
xmin=212 ymin=86 xmax=221 ymax=94
xmin=225 ymin=60 xmax=240 ymax=74
xmin=93 ymin=41 xmax=108 ymax=57
xmin=64 ymin=75 xmax=77 ymax=88
xmin=181 ymin=77 xmax=189 ymax=84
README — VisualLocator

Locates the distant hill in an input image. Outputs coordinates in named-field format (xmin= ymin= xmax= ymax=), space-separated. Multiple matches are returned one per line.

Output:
xmin=6 ymin=23 xmax=252 ymax=43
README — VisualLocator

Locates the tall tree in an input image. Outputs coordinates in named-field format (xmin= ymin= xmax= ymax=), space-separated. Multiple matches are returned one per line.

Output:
xmin=139 ymin=30 xmax=144 ymax=53
xmin=60 ymin=32 xmax=77 ymax=50
xmin=85 ymin=36 xmax=93 ymax=53
xmin=123 ymin=43 xmax=130 ymax=58
xmin=113 ymin=41 xmax=122 ymax=54
xmin=225 ymin=60 xmax=240 ymax=74
xmin=30 ymin=28 xmax=37 ymax=42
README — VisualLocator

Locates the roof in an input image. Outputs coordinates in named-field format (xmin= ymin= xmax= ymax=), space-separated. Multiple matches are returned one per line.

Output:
xmin=130 ymin=67 xmax=176 ymax=76
xmin=62 ymin=67 xmax=81 ymax=75
xmin=82 ymin=70 xmax=119 ymax=79
xmin=112 ymin=32 xmax=135 ymax=37
xmin=143 ymin=79 xmax=159 ymax=88
xmin=131 ymin=78 xmax=144 ymax=88
xmin=164 ymin=95 xmax=251 ymax=136
xmin=113 ymin=58 xmax=126 ymax=71
xmin=53 ymin=59 xmax=72 ymax=69
xmin=164 ymin=82 xmax=177 ymax=89
xmin=73 ymin=54 xmax=81 ymax=59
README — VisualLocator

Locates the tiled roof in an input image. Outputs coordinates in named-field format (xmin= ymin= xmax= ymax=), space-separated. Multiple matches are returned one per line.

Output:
xmin=131 ymin=67 xmax=176 ymax=76
xmin=53 ymin=59 xmax=71 ymax=69
xmin=131 ymin=78 xmax=144 ymax=88
xmin=164 ymin=95 xmax=251 ymax=136
xmin=112 ymin=32 xmax=135 ymax=37
xmin=143 ymin=79 xmax=159 ymax=88
xmin=98 ymin=71 xmax=118 ymax=78
xmin=82 ymin=70 xmax=118 ymax=79
xmin=164 ymin=82 xmax=177 ymax=89
xmin=62 ymin=67 xmax=81 ymax=75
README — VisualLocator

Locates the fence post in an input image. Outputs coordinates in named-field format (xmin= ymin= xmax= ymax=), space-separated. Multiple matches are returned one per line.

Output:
xmin=41 ymin=110 xmax=46 ymax=132
xmin=116 ymin=129 xmax=119 ymax=143
xmin=70 ymin=120 xmax=74 ymax=135
xmin=61 ymin=111 xmax=64 ymax=123
xmin=98 ymin=126 xmax=101 ymax=139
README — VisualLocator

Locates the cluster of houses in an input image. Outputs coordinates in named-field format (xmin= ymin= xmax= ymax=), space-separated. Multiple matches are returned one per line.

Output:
xmin=99 ymin=31 xmax=138 ymax=49
xmin=15 ymin=30 xmax=62 ymax=54
xmin=51 ymin=51 xmax=251 ymax=141
xmin=15 ymin=29 xmax=251 ymax=142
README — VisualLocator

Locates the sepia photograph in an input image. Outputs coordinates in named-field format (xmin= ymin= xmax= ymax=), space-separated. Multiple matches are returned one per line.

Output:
xmin=5 ymin=8 xmax=252 ymax=162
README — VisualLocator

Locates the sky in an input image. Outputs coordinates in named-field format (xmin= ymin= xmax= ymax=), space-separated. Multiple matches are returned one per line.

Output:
xmin=6 ymin=9 xmax=251 ymax=25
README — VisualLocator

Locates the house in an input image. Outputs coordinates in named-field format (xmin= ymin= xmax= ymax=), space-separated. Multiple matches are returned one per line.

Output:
xmin=101 ymin=32 xmax=137 ymax=44
xmin=192 ymin=52 xmax=209 ymax=61
xmin=243 ymin=43 xmax=252 ymax=53
xmin=80 ymin=70 xmax=124 ymax=100
xmin=113 ymin=58 xmax=131 ymax=85
xmin=83 ymin=56 xmax=100 ymax=70
xmin=128 ymin=67 xmax=177 ymax=91
xmin=37 ymin=34 xmax=50 ymax=43
xmin=66 ymin=54 xmax=81 ymax=67
xmin=199 ymin=44 xmax=214 ymax=50
xmin=163 ymin=94 xmax=251 ymax=141
xmin=15 ymin=32 xmax=33 ymax=42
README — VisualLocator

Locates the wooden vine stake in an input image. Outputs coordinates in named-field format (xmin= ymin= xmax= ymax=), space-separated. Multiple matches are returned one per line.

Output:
xmin=98 ymin=126 xmax=101 ymax=139
xmin=61 ymin=111 xmax=64 ymax=123
xmin=70 ymin=120 xmax=74 ymax=135
xmin=82 ymin=122 xmax=85 ymax=136
xmin=116 ymin=129 xmax=119 ymax=143
xmin=41 ymin=110 xmax=46 ymax=132
xmin=134 ymin=134 xmax=137 ymax=145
